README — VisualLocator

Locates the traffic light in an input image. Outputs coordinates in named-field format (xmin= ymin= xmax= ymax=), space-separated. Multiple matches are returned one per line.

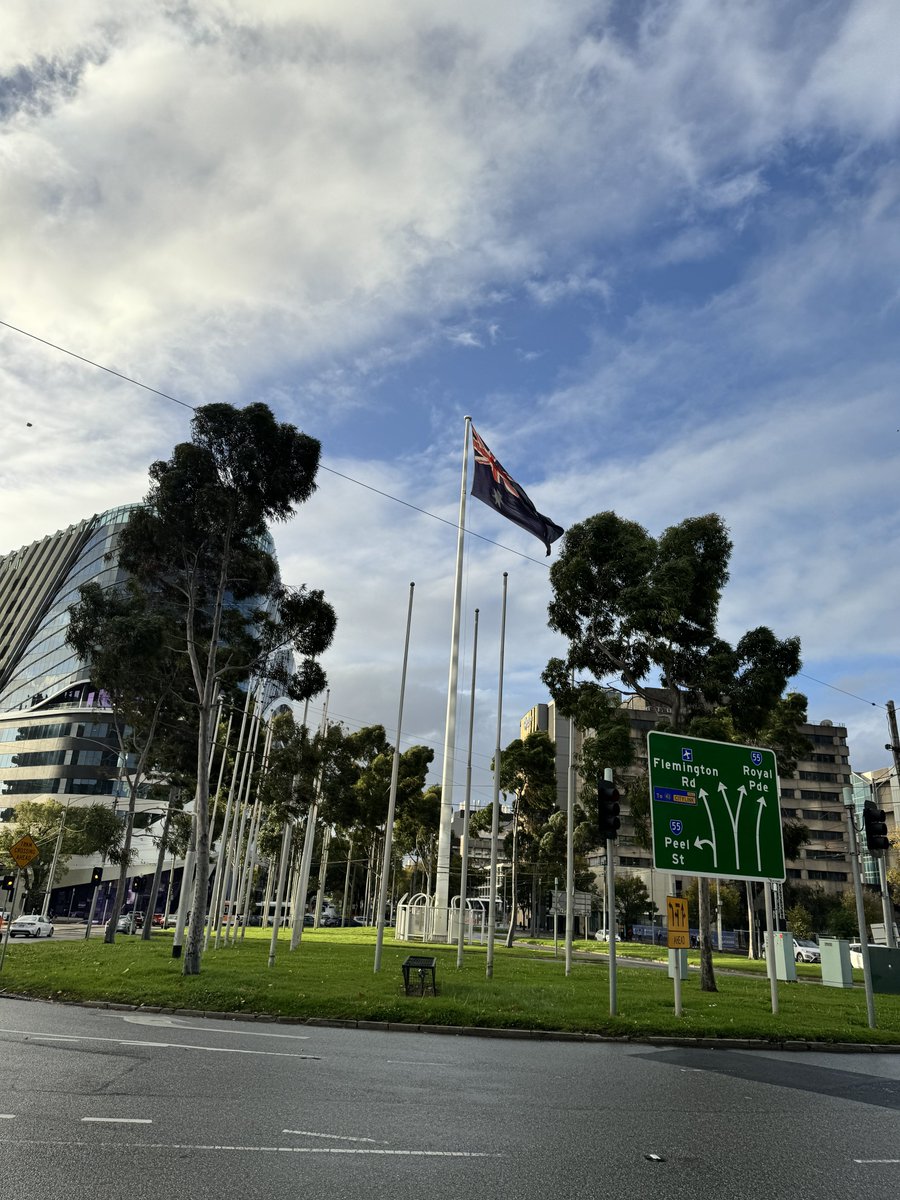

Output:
xmin=862 ymin=800 xmax=890 ymax=854
xmin=2 ymin=875 xmax=14 ymax=892
xmin=598 ymin=779 xmax=621 ymax=842
xmin=90 ymin=866 xmax=103 ymax=886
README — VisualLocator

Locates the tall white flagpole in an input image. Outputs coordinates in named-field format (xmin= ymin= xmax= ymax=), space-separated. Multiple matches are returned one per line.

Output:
xmin=486 ymin=572 xmax=509 ymax=979
xmin=456 ymin=607 xmax=479 ymax=968
xmin=565 ymin=670 xmax=575 ymax=976
xmin=434 ymin=415 xmax=472 ymax=931
xmin=374 ymin=582 xmax=416 ymax=972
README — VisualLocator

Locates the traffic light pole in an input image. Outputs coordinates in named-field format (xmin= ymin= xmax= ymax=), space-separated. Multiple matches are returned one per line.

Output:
xmin=0 ymin=871 xmax=20 ymax=971
xmin=877 ymin=856 xmax=896 ymax=949
xmin=604 ymin=767 xmax=617 ymax=1016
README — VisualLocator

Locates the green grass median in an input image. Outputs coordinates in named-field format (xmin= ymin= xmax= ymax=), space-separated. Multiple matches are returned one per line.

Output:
xmin=1 ymin=927 xmax=897 ymax=1046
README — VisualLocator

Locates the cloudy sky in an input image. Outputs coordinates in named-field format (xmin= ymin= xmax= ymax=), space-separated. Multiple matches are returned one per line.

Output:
xmin=1 ymin=1 xmax=898 ymax=811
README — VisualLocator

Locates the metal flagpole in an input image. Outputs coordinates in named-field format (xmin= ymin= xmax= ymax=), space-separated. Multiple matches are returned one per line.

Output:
xmin=486 ymin=572 xmax=508 ymax=979
xmin=375 ymin=582 xmax=416 ymax=971
xmin=291 ymin=693 xmax=329 ymax=950
xmin=267 ymin=820 xmax=293 ymax=968
xmin=456 ymin=607 xmax=479 ymax=968
xmin=565 ymin=675 xmax=575 ymax=977
xmin=435 ymin=416 xmax=472 ymax=932
xmin=605 ymin=767 xmax=618 ymax=1015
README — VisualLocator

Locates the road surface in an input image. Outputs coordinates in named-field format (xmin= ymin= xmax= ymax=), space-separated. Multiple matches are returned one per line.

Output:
xmin=0 ymin=996 xmax=897 ymax=1199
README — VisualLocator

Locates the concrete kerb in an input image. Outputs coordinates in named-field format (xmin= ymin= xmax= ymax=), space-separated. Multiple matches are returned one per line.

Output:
xmin=1 ymin=989 xmax=898 ymax=1053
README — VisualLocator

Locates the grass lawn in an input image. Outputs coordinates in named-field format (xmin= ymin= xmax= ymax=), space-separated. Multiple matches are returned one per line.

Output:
xmin=0 ymin=927 xmax=896 ymax=1045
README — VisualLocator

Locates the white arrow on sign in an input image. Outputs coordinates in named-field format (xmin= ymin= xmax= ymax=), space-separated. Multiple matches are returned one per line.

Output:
xmin=699 ymin=789 xmax=718 ymax=869
xmin=718 ymin=781 xmax=745 ymax=870
xmin=755 ymin=796 xmax=767 ymax=872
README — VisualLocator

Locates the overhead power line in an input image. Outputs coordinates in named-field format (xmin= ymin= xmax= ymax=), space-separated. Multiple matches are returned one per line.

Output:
xmin=2 ymin=318 xmax=891 ymax=713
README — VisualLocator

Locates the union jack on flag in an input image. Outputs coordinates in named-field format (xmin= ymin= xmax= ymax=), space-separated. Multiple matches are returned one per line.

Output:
xmin=470 ymin=425 xmax=564 ymax=555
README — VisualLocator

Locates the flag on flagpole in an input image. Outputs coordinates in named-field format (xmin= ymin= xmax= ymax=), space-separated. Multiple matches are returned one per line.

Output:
xmin=471 ymin=426 xmax=564 ymax=555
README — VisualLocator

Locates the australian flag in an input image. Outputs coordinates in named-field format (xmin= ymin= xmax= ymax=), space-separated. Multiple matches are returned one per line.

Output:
xmin=471 ymin=426 xmax=564 ymax=555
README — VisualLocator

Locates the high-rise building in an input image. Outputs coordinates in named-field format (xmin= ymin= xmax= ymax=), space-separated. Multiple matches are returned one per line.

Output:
xmin=0 ymin=507 xmax=137 ymax=806
xmin=521 ymin=693 xmax=860 ymax=925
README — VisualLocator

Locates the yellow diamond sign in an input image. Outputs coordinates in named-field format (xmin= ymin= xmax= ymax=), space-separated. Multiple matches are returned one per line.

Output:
xmin=8 ymin=834 xmax=39 ymax=869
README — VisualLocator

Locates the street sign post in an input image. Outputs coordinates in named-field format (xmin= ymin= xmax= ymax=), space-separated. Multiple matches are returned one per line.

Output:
xmin=8 ymin=834 xmax=39 ymax=870
xmin=666 ymin=893 xmax=688 ymax=1016
xmin=648 ymin=731 xmax=785 ymax=883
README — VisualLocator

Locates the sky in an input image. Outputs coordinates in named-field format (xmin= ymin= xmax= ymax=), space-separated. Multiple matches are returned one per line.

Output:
xmin=1 ymin=1 xmax=899 ymax=815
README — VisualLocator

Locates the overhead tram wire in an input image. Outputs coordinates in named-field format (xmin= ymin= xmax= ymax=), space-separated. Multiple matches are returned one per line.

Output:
xmin=0 ymin=318 xmax=549 ymax=569
xmin=3 ymin=319 xmax=891 ymax=715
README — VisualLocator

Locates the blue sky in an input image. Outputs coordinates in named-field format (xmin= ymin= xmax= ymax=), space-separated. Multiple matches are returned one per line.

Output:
xmin=1 ymin=1 xmax=898 ymax=809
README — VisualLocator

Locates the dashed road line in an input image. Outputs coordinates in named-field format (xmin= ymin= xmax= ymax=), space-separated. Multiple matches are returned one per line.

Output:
xmin=282 ymin=1129 xmax=386 ymax=1143
xmin=82 ymin=1118 xmax=153 ymax=1125
xmin=0 ymin=1139 xmax=501 ymax=1157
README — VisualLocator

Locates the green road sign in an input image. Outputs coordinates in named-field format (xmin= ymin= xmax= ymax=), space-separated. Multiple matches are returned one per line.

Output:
xmin=648 ymin=731 xmax=785 ymax=882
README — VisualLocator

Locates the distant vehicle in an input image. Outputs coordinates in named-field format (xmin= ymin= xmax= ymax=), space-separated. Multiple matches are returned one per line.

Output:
xmin=114 ymin=913 xmax=143 ymax=934
xmin=9 ymin=914 xmax=54 ymax=938
xmin=793 ymin=938 xmax=821 ymax=964
xmin=593 ymin=932 xmax=622 ymax=942
xmin=848 ymin=943 xmax=883 ymax=969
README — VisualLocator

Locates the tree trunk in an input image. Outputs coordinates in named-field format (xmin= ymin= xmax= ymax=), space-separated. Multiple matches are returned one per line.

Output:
xmin=141 ymin=802 xmax=173 ymax=941
xmin=183 ymin=697 xmax=212 ymax=974
xmin=104 ymin=793 xmax=137 ymax=944
xmin=698 ymin=877 xmax=717 ymax=992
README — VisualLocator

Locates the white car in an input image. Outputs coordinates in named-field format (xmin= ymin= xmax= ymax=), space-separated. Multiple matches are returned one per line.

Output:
xmin=793 ymin=938 xmax=821 ymax=963
xmin=9 ymin=914 xmax=54 ymax=938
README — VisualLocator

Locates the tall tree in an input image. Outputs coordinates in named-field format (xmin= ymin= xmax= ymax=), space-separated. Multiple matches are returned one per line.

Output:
xmin=0 ymin=800 xmax=125 ymax=912
xmin=116 ymin=403 xmax=336 ymax=974
xmin=66 ymin=580 xmax=185 ymax=942
xmin=497 ymin=732 xmax=558 ymax=946
xmin=544 ymin=510 xmax=805 ymax=992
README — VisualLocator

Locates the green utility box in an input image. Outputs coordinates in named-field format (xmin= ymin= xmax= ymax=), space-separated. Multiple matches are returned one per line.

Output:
xmin=869 ymin=946 xmax=900 ymax=995
xmin=771 ymin=932 xmax=797 ymax=982
xmin=820 ymin=937 xmax=853 ymax=988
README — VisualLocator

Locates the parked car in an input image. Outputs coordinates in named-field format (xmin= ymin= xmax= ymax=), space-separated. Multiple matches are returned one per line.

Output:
xmin=794 ymin=938 xmax=821 ymax=963
xmin=9 ymin=914 xmax=54 ymax=938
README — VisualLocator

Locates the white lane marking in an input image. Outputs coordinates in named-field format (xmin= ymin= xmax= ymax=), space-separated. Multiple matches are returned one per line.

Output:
xmin=0 ymin=1140 xmax=501 ymax=1156
xmin=82 ymin=1118 xmax=152 ymax=1125
xmin=0 ymin=1115 xmax=15 ymax=1120
xmin=386 ymin=1060 xmax=446 ymax=1067
xmin=120 ymin=1016 xmax=310 ymax=1040
xmin=282 ymin=1129 xmax=386 ymax=1144
xmin=0 ymin=1027 xmax=318 ymax=1060
xmin=854 ymin=1159 xmax=900 ymax=1164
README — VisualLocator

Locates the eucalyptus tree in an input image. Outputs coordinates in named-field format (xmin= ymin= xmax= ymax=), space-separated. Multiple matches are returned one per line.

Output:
xmin=496 ymin=732 xmax=558 ymax=945
xmin=115 ymin=403 xmax=336 ymax=974
xmin=544 ymin=510 xmax=805 ymax=992
xmin=66 ymin=580 xmax=186 ymax=942
xmin=0 ymin=800 xmax=124 ymax=913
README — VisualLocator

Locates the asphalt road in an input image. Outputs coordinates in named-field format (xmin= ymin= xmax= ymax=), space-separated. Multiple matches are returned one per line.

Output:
xmin=0 ymin=996 xmax=898 ymax=1200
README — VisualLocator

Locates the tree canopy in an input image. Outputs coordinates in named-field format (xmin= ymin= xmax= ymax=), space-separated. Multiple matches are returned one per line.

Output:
xmin=114 ymin=402 xmax=337 ymax=974
xmin=543 ymin=509 xmax=807 ymax=991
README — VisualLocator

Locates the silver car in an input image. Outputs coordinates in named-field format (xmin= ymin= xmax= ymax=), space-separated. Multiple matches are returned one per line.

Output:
xmin=9 ymin=914 xmax=54 ymax=938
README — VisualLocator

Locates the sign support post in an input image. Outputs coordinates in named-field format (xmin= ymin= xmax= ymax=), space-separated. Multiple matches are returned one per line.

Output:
xmin=666 ymin=888 xmax=688 ymax=1016
xmin=604 ymin=767 xmax=617 ymax=1016
xmin=762 ymin=880 xmax=779 ymax=1015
